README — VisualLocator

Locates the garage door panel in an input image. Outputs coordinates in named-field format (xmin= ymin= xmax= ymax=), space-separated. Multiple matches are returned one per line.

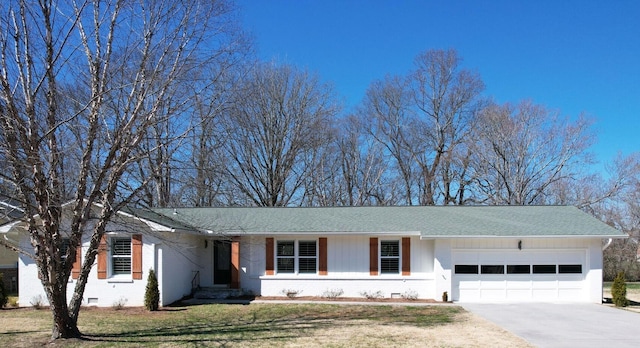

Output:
xmin=479 ymin=280 xmax=506 ymax=290
xmin=506 ymin=280 xmax=531 ymax=289
xmin=457 ymin=279 xmax=480 ymax=289
xmin=506 ymin=289 xmax=532 ymax=300
xmin=558 ymin=289 xmax=582 ymax=299
xmin=457 ymin=289 xmax=480 ymax=302
xmin=532 ymin=289 xmax=557 ymax=300
xmin=558 ymin=279 xmax=583 ymax=288
xmin=531 ymin=279 xmax=558 ymax=288
xmin=480 ymin=289 xmax=505 ymax=300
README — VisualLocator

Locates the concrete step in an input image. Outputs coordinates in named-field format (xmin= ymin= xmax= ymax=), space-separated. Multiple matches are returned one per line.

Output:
xmin=193 ymin=287 xmax=244 ymax=299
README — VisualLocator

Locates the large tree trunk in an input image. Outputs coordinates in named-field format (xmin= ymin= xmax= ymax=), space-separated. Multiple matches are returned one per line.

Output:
xmin=51 ymin=305 xmax=81 ymax=339
xmin=46 ymin=275 xmax=81 ymax=339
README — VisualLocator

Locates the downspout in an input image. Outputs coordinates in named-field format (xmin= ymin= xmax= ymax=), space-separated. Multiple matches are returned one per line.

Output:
xmin=602 ymin=238 xmax=613 ymax=251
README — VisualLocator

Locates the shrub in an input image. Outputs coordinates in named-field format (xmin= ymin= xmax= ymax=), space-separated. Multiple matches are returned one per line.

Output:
xmin=112 ymin=297 xmax=128 ymax=310
xmin=611 ymin=271 xmax=629 ymax=307
xmin=401 ymin=290 xmax=418 ymax=301
xmin=0 ymin=274 xmax=7 ymax=309
xmin=8 ymin=296 xmax=18 ymax=307
xmin=321 ymin=288 xmax=344 ymax=300
xmin=360 ymin=290 xmax=383 ymax=300
xmin=281 ymin=289 xmax=302 ymax=299
xmin=145 ymin=269 xmax=160 ymax=311
xmin=30 ymin=295 xmax=46 ymax=309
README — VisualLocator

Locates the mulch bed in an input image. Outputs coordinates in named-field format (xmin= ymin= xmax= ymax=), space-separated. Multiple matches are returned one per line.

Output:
xmin=253 ymin=296 xmax=441 ymax=303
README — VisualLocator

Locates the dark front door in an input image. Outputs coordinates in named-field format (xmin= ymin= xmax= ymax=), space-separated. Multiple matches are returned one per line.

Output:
xmin=214 ymin=240 xmax=232 ymax=285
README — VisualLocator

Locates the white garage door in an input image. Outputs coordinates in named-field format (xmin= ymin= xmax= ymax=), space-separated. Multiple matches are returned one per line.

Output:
xmin=452 ymin=250 xmax=586 ymax=302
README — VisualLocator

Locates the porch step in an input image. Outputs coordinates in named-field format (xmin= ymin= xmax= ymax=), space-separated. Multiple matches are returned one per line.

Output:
xmin=193 ymin=287 xmax=244 ymax=300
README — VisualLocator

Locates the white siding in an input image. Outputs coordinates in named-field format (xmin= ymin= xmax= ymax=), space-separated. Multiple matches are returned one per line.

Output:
xmin=239 ymin=235 xmax=265 ymax=294
xmin=158 ymin=233 xmax=208 ymax=305
xmin=17 ymin=221 xmax=204 ymax=307
xmin=246 ymin=235 xmax=436 ymax=299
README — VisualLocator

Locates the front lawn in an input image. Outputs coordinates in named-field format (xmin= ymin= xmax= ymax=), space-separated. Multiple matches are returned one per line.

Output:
xmin=0 ymin=303 xmax=464 ymax=347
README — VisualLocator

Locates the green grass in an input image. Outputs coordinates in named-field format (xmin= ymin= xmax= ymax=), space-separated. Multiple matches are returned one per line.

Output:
xmin=0 ymin=303 xmax=462 ymax=347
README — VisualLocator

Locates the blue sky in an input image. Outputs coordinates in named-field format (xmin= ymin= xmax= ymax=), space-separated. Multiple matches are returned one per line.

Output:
xmin=238 ymin=0 xmax=639 ymax=170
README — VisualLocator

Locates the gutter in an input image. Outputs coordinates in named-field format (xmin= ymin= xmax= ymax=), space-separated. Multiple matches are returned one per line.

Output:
xmin=602 ymin=238 xmax=613 ymax=251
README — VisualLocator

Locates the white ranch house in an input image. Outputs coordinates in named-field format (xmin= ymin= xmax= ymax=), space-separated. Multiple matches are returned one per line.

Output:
xmin=1 ymin=205 xmax=625 ymax=307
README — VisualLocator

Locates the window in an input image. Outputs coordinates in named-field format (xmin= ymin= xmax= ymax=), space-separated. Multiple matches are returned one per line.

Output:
xmin=276 ymin=240 xmax=317 ymax=274
xmin=380 ymin=240 xmax=400 ymax=274
xmin=507 ymin=265 xmax=530 ymax=274
xmin=111 ymin=237 xmax=132 ymax=275
xmin=60 ymin=238 xmax=71 ymax=262
xmin=481 ymin=265 xmax=505 ymax=274
xmin=533 ymin=265 xmax=556 ymax=274
xmin=558 ymin=264 xmax=582 ymax=274
xmin=298 ymin=241 xmax=317 ymax=273
xmin=455 ymin=265 xmax=479 ymax=274
xmin=276 ymin=241 xmax=295 ymax=273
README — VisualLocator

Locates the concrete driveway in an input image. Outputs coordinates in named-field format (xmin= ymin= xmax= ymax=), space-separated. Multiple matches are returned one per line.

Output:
xmin=462 ymin=303 xmax=640 ymax=348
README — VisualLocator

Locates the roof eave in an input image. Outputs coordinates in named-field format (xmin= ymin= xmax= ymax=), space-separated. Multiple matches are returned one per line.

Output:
xmin=215 ymin=230 xmax=422 ymax=236
xmin=420 ymin=234 xmax=628 ymax=239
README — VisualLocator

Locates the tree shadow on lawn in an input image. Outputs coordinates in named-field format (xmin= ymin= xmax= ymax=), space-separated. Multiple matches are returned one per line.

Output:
xmin=0 ymin=330 xmax=42 ymax=336
xmin=80 ymin=304 xmax=459 ymax=345
xmin=81 ymin=316 xmax=333 ymax=345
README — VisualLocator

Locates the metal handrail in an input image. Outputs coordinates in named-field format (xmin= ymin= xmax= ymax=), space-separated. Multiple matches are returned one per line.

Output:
xmin=191 ymin=270 xmax=200 ymax=290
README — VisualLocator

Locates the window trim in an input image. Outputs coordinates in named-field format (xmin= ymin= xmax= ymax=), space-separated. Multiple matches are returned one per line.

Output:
xmin=275 ymin=239 xmax=318 ymax=275
xmin=455 ymin=265 xmax=479 ymax=274
xmin=379 ymin=239 xmax=400 ymax=274
xmin=558 ymin=264 xmax=582 ymax=274
xmin=60 ymin=238 xmax=71 ymax=263
xmin=109 ymin=236 xmax=132 ymax=278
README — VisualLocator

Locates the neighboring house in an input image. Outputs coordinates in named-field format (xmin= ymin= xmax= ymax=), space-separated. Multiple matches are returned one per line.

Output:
xmin=0 ymin=199 xmax=23 ymax=293
xmin=0 ymin=205 xmax=626 ymax=307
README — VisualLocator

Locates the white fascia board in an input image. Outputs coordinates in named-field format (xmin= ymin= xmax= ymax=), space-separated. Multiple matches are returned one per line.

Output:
xmin=140 ymin=219 xmax=176 ymax=232
xmin=115 ymin=209 xmax=176 ymax=233
xmin=0 ymin=221 xmax=21 ymax=234
xmin=420 ymin=234 xmax=628 ymax=240
xmin=228 ymin=230 xmax=422 ymax=236
xmin=0 ymin=200 xmax=24 ymax=212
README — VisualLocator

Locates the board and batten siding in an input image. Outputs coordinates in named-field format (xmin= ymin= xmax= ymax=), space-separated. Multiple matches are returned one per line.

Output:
xmin=250 ymin=235 xmax=436 ymax=299
xmin=157 ymin=233 xmax=208 ymax=306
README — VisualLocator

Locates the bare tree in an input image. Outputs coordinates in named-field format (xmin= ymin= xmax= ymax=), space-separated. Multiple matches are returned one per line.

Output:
xmin=179 ymin=65 xmax=249 ymax=207
xmin=303 ymin=115 xmax=391 ymax=206
xmin=221 ymin=62 xmax=340 ymax=206
xmin=360 ymin=49 xmax=484 ymax=205
xmin=409 ymin=50 xmax=484 ymax=205
xmin=0 ymin=0 xmax=245 ymax=339
xmin=471 ymin=101 xmax=594 ymax=205
xmin=597 ymin=154 xmax=640 ymax=280
xmin=361 ymin=75 xmax=417 ymax=205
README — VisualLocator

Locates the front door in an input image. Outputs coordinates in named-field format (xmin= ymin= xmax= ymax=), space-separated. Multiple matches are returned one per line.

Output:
xmin=213 ymin=240 xmax=232 ymax=285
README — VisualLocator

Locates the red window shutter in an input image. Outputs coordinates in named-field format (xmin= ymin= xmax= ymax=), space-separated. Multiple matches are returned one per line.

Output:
xmin=265 ymin=237 xmax=274 ymax=275
xmin=402 ymin=237 xmax=411 ymax=276
xmin=231 ymin=237 xmax=240 ymax=289
xmin=319 ymin=237 xmax=327 ymax=275
xmin=132 ymin=234 xmax=143 ymax=280
xmin=72 ymin=243 xmax=81 ymax=279
xmin=97 ymin=235 xmax=107 ymax=279
xmin=369 ymin=237 xmax=378 ymax=276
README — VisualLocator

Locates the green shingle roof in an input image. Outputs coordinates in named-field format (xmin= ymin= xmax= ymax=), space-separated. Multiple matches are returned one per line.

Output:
xmin=135 ymin=206 xmax=625 ymax=238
